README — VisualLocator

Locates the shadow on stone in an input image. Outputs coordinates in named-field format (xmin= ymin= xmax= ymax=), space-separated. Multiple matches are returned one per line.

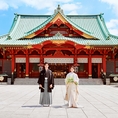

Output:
xmin=51 ymin=105 xmax=62 ymax=108
xmin=22 ymin=105 xmax=42 ymax=108
xmin=114 ymin=85 xmax=118 ymax=87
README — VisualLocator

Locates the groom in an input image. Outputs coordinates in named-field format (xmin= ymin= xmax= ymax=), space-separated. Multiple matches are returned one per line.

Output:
xmin=37 ymin=62 xmax=54 ymax=106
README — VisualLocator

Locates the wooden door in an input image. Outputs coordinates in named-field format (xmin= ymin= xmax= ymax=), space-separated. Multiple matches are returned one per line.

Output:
xmin=29 ymin=63 xmax=39 ymax=78
xmin=92 ymin=64 xmax=98 ymax=78
xmin=16 ymin=63 xmax=26 ymax=78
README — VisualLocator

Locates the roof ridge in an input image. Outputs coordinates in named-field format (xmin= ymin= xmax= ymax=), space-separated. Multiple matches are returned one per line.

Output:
xmin=67 ymin=13 xmax=104 ymax=17
xmin=97 ymin=15 xmax=109 ymax=40
xmin=9 ymin=14 xmax=19 ymax=33
xmin=14 ymin=13 xmax=51 ymax=17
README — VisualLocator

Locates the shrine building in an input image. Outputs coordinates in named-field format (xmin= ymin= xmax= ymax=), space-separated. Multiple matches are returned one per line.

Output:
xmin=0 ymin=5 xmax=118 ymax=82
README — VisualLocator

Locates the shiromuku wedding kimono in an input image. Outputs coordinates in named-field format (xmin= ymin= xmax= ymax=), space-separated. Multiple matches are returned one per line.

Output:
xmin=65 ymin=72 xmax=79 ymax=107
xmin=37 ymin=69 xmax=54 ymax=106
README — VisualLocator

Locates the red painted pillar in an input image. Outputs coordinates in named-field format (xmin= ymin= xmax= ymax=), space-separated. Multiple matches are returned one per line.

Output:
xmin=25 ymin=49 xmax=29 ymax=78
xmin=74 ymin=49 xmax=77 ymax=64
xmin=11 ymin=54 xmax=15 ymax=73
xmin=74 ymin=49 xmax=78 ymax=74
xmin=74 ymin=55 xmax=77 ymax=64
xmin=3 ymin=48 xmax=5 ymax=59
xmin=40 ymin=49 xmax=44 ymax=64
xmin=11 ymin=49 xmax=15 ymax=84
xmin=40 ymin=54 xmax=44 ymax=64
xmin=112 ymin=50 xmax=114 ymax=59
xmin=88 ymin=54 xmax=92 ymax=78
xmin=98 ymin=63 xmax=100 ymax=78
xmin=102 ymin=54 xmax=106 ymax=74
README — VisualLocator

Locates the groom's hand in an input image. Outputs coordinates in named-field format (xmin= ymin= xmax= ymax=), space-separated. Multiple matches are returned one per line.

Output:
xmin=50 ymin=84 xmax=53 ymax=88
xmin=39 ymin=84 xmax=42 ymax=88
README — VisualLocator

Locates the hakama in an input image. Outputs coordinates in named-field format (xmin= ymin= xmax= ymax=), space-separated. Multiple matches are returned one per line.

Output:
xmin=39 ymin=78 xmax=52 ymax=106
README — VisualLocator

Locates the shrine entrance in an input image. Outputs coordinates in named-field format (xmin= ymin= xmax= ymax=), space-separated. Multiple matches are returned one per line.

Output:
xmin=49 ymin=63 xmax=73 ymax=78
xmin=16 ymin=63 xmax=26 ymax=78
xmin=92 ymin=64 xmax=98 ymax=78
xmin=42 ymin=41 xmax=76 ymax=78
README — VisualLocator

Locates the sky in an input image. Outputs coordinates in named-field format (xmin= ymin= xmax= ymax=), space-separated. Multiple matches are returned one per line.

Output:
xmin=0 ymin=0 xmax=118 ymax=36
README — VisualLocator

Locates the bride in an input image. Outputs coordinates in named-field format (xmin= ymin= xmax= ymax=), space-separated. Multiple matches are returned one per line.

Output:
xmin=65 ymin=66 xmax=79 ymax=108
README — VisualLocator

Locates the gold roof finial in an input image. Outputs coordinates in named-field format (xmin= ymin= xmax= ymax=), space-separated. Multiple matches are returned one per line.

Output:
xmin=57 ymin=5 xmax=61 ymax=10
xmin=54 ymin=5 xmax=63 ymax=14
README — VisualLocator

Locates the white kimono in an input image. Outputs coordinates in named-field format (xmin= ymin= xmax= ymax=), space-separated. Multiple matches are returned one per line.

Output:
xmin=65 ymin=72 xmax=79 ymax=107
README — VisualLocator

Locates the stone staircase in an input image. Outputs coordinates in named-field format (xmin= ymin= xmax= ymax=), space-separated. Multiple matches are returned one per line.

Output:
xmin=14 ymin=78 xmax=103 ymax=85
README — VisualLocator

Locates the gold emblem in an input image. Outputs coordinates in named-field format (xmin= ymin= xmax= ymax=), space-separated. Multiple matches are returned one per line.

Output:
xmin=52 ymin=40 xmax=65 ymax=44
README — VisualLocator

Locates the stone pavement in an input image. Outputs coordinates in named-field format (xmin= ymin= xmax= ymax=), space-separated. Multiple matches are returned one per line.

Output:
xmin=0 ymin=85 xmax=118 ymax=118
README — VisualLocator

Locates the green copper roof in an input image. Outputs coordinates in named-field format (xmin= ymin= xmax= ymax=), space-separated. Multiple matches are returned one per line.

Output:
xmin=0 ymin=6 xmax=118 ymax=46
xmin=0 ymin=34 xmax=9 ymax=42
xmin=24 ymin=14 xmax=56 ymax=37
xmin=25 ymin=12 xmax=93 ymax=36
xmin=7 ymin=14 xmax=50 ymax=41
xmin=23 ymin=9 xmax=96 ymax=39
xmin=67 ymin=14 xmax=110 ymax=40
xmin=1 ymin=32 xmax=118 ymax=46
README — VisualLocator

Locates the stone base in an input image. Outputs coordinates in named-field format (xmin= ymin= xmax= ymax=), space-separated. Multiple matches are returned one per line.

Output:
xmin=106 ymin=78 xmax=110 ymax=85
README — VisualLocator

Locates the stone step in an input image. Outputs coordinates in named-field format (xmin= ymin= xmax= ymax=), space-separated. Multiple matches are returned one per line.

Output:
xmin=14 ymin=78 xmax=103 ymax=85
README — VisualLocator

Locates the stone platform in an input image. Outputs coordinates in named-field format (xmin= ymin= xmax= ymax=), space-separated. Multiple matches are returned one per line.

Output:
xmin=0 ymin=85 xmax=118 ymax=118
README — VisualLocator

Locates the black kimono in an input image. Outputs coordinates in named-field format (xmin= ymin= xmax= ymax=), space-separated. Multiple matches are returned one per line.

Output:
xmin=37 ymin=69 xmax=54 ymax=105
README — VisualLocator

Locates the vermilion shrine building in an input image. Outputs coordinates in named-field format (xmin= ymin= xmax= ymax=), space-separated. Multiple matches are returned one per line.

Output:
xmin=0 ymin=5 xmax=118 ymax=81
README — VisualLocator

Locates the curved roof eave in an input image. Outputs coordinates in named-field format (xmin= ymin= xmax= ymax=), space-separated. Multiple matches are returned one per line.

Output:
xmin=109 ymin=34 xmax=118 ymax=39
xmin=0 ymin=34 xmax=9 ymax=42
xmin=8 ymin=14 xmax=19 ymax=34
xmin=1 ymin=36 xmax=118 ymax=46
